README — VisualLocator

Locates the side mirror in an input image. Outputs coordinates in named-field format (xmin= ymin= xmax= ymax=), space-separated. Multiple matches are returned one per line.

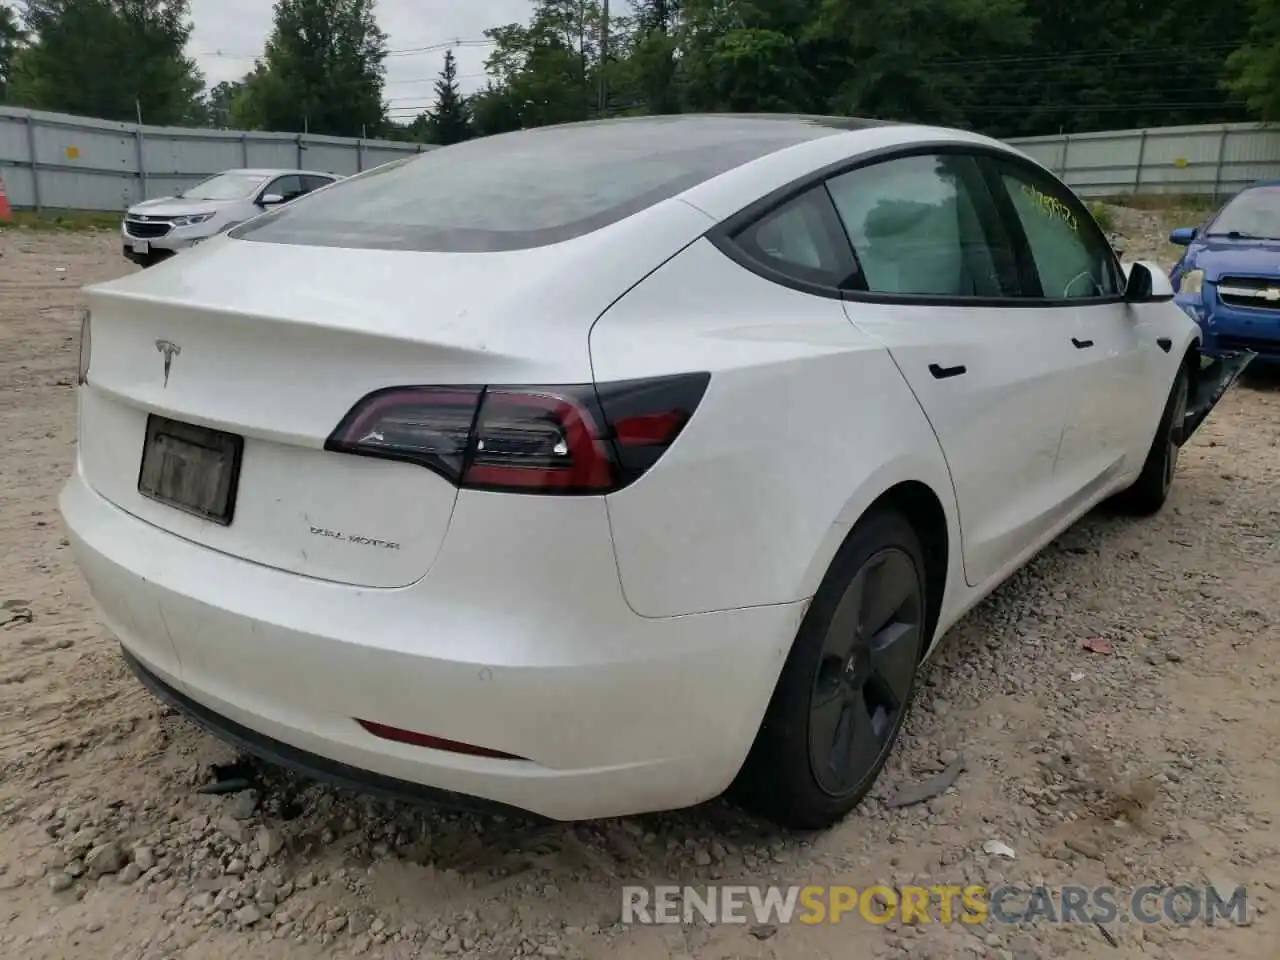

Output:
xmin=258 ymin=193 xmax=285 ymax=207
xmin=1124 ymin=261 xmax=1175 ymax=303
xmin=1169 ymin=227 xmax=1197 ymax=246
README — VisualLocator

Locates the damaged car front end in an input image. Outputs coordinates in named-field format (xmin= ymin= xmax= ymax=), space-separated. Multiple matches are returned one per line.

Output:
xmin=1182 ymin=347 xmax=1256 ymax=443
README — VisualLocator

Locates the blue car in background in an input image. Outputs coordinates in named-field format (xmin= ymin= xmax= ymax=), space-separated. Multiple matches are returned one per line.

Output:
xmin=1170 ymin=181 xmax=1280 ymax=364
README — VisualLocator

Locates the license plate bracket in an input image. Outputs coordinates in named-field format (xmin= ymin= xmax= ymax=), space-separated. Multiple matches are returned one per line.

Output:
xmin=132 ymin=239 xmax=150 ymax=254
xmin=137 ymin=415 xmax=244 ymax=525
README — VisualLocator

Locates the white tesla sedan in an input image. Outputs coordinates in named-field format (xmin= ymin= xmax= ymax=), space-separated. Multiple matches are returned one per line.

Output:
xmin=61 ymin=115 xmax=1250 ymax=829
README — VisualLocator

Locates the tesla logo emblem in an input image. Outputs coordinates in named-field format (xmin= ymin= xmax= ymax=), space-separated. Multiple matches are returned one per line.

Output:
xmin=155 ymin=339 xmax=180 ymax=387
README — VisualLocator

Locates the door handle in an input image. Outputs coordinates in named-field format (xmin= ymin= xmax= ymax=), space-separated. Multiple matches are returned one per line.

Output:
xmin=928 ymin=363 xmax=967 ymax=380
xmin=1071 ymin=337 xmax=1094 ymax=349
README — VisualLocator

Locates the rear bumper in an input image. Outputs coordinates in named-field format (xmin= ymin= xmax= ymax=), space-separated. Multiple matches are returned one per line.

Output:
xmin=59 ymin=470 xmax=802 ymax=821
xmin=122 ymin=647 xmax=535 ymax=818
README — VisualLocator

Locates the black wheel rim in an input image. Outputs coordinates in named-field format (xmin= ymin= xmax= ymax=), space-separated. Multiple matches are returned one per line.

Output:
xmin=1163 ymin=376 xmax=1188 ymax=491
xmin=808 ymin=547 xmax=924 ymax=798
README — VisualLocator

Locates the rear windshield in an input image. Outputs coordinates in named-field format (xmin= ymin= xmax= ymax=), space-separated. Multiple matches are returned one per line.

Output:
xmin=230 ymin=116 xmax=866 ymax=252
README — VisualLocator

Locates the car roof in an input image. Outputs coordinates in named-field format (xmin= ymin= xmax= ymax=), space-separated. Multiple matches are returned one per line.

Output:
xmin=219 ymin=168 xmax=339 ymax=178
xmin=228 ymin=114 xmax=1028 ymax=254
xmin=664 ymin=114 xmax=1022 ymax=220
xmin=546 ymin=113 xmax=895 ymax=133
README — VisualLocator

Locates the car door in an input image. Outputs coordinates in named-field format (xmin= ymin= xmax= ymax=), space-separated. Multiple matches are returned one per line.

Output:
xmin=826 ymin=151 xmax=1078 ymax=587
xmin=981 ymin=155 xmax=1152 ymax=489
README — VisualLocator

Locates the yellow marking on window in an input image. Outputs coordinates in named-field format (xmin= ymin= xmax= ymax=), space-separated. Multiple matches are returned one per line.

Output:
xmin=1020 ymin=183 xmax=1078 ymax=232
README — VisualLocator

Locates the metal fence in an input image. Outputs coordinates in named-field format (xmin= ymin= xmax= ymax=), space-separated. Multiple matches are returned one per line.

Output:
xmin=0 ymin=106 xmax=432 ymax=212
xmin=1006 ymin=122 xmax=1280 ymax=200
xmin=0 ymin=105 xmax=1277 ymax=212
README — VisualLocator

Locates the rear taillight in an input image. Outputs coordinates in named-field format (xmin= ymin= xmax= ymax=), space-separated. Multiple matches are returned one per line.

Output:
xmin=325 ymin=373 xmax=710 ymax=495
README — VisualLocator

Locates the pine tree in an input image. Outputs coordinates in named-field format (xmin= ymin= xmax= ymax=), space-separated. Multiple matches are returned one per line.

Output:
xmin=424 ymin=49 xmax=471 ymax=144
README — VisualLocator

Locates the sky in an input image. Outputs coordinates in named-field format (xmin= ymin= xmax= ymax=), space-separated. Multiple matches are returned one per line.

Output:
xmin=187 ymin=0 xmax=539 ymax=124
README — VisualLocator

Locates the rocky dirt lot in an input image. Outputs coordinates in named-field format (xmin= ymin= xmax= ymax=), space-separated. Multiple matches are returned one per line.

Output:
xmin=1 ymin=215 xmax=1278 ymax=960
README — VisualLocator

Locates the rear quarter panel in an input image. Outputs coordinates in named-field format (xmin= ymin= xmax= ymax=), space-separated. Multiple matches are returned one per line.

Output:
xmin=590 ymin=238 xmax=962 ymax=619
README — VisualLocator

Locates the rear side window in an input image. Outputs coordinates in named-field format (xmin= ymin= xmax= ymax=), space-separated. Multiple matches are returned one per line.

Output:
xmin=732 ymin=187 xmax=860 ymax=289
xmin=233 ymin=116 xmax=854 ymax=252
xmin=826 ymin=153 xmax=1020 ymax=298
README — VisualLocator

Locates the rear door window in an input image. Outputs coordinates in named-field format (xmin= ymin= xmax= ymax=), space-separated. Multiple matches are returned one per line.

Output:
xmin=826 ymin=153 xmax=1022 ymax=298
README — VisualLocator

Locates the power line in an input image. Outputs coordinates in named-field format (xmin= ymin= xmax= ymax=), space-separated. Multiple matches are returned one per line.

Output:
xmin=192 ymin=36 xmax=494 ymax=61
xmin=974 ymin=100 xmax=1249 ymax=114
xmin=386 ymin=73 xmax=486 ymax=87
xmin=927 ymin=41 xmax=1243 ymax=67
xmin=386 ymin=39 xmax=494 ymax=58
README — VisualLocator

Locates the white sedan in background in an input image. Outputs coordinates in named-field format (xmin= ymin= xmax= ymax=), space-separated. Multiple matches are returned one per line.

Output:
xmin=64 ymin=115 xmax=1251 ymax=829
xmin=121 ymin=168 xmax=341 ymax=267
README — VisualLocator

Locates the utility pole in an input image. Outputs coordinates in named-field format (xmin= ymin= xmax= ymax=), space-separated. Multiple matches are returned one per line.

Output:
xmin=597 ymin=0 xmax=609 ymax=117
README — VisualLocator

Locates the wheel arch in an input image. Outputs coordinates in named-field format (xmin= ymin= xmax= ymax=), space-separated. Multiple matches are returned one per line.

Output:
xmin=727 ymin=475 xmax=959 ymax=825
xmin=869 ymin=481 xmax=950 ymax=659
xmin=798 ymin=463 xmax=961 ymax=662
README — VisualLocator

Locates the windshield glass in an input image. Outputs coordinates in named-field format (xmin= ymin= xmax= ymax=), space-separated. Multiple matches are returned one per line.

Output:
xmin=1206 ymin=185 xmax=1280 ymax=239
xmin=231 ymin=115 xmax=880 ymax=252
xmin=182 ymin=172 xmax=269 ymax=201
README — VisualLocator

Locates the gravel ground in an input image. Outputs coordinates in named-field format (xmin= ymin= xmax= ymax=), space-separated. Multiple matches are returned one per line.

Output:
xmin=1 ymin=216 xmax=1277 ymax=960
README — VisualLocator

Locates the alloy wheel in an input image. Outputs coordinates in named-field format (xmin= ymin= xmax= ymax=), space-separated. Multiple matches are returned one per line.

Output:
xmin=808 ymin=547 xmax=923 ymax=797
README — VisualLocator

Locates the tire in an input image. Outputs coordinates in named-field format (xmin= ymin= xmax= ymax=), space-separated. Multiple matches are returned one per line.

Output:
xmin=729 ymin=508 xmax=928 ymax=830
xmin=1114 ymin=365 xmax=1190 ymax=516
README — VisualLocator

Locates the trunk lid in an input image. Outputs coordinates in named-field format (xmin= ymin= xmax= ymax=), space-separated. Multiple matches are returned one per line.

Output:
xmin=78 ymin=227 xmax=686 ymax=588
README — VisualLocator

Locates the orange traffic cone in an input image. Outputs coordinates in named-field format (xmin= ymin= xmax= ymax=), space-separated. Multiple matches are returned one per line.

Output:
xmin=0 ymin=174 xmax=10 ymax=221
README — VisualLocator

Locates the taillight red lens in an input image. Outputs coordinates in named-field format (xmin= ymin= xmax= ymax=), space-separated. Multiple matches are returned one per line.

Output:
xmin=325 ymin=373 xmax=710 ymax=495
xmin=325 ymin=386 xmax=482 ymax=481
xmin=462 ymin=388 xmax=614 ymax=492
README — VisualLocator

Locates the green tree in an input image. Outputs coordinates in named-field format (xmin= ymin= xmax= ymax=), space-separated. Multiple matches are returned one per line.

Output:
xmin=961 ymin=0 xmax=1252 ymax=137
xmin=420 ymin=49 xmax=471 ymax=144
xmin=673 ymin=0 xmax=814 ymax=113
xmin=13 ymin=0 xmax=203 ymax=124
xmin=0 ymin=4 xmax=24 ymax=103
xmin=204 ymin=78 xmax=246 ymax=128
xmin=1226 ymin=0 xmax=1280 ymax=120
xmin=468 ymin=82 xmax=524 ymax=136
xmin=803 ymin=0 xmax=1033 ymax=125
xmin=628 ymin=0 xmax=680 ymax=113
xmin=465 ymin=0 xmax=1258 ymax=139
xmin=479 ymin=1 xmax=616 ymax=129
xmin=234 ymin=0 xmax=387 ymax=136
